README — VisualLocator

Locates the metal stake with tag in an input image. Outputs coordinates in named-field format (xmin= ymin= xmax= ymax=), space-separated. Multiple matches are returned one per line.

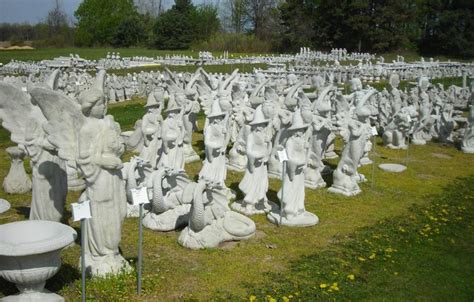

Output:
xmin=131 ymin=186 xmax=150 ymax=295
xmin=277 ymin=149 xmax=288 ymax=227
xmin=370 ymin=126 xmax=378 ymax=189
xmin=71 ymin=200 xmax=92 ymax=302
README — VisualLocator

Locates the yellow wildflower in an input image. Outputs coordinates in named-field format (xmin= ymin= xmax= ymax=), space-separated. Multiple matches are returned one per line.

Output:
xmin=320 ymin=283 xmax=328 ymax=289
xmin=369 ymin=253 xmax=376 ymax=260
xmin=347 ymin=274 xmax=355 ymax=281
xmin=330 ymin=282 xmax=340 ymax=291
xmin=282 ymin=296 xmax=290 ymax=302
xmin=358 ymin=257 xmax=366 ymax=262
xmin=249 ymin=295 xmax=257 ymax=302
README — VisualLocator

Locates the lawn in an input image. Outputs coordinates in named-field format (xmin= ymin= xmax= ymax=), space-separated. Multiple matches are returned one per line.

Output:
xmin=0 ymin=95 xmax=473 ymax=301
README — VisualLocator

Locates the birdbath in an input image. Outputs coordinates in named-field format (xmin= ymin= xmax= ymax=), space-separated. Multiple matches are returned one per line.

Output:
xmin=3 ymin=146 xmax=31 ymax=194
xmin=0 ymin=220 xmax=77 ymax=301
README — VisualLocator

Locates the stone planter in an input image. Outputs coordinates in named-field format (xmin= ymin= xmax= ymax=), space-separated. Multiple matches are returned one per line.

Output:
xmin=3 ymin=146 xmax=31 ymax=194
xmin=0 ymin=220 xmax=77 ymax=301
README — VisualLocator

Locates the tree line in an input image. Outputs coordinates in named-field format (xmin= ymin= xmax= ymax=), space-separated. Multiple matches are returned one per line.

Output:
xmin=0 ymin=0 xmax=472 ymax=58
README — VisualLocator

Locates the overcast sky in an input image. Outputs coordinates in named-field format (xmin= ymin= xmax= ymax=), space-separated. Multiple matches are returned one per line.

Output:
xmin=0 ymin=0 xmax=216 ymax=24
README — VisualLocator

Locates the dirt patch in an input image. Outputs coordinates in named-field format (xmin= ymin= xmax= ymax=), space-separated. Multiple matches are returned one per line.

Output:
xmin=0 ymin=46 xmax=35 ymax=50
xmin=431 ymin=153 xmax=453 ymax=159
xmin=417 ymin=174 xmax=438 ymax=180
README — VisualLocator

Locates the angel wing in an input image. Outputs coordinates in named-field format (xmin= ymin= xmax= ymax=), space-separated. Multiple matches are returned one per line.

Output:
xmin=29 ymin=86 xmax=85 ymax=162
xmin=0 ymin=82 xmax=46 ymax=145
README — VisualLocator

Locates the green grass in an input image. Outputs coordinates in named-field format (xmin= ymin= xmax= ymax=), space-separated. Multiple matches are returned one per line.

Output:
xmin=0 ymin=95 xmax=473 ymax=301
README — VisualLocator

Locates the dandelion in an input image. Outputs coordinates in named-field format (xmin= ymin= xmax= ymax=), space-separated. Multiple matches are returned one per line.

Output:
xmin=282 ymin=296 xmax=290 ymax=302
xmin=330 ymin=282 xmax=340 ymax=291
xmin=249 ymin=295 xmax=257 ymax=302
xmin=320 ymin=283 xmax=328 ymax=289
xmin=347 ymin=274 xmax=355 ymax=281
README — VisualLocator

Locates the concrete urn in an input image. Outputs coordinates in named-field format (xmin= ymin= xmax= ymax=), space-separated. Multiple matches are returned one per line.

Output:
xmin=0 ymin=220 xmax=77 ymax=301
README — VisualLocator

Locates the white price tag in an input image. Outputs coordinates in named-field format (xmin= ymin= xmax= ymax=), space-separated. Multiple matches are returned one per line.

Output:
xmin=371 ymin=126 xmax=378 ymax=136
xmin=71 ymin=200 xmax=92 ymax=221
xmin=131 ymin=187 xmax=149 ymax=205
xmin=406 ymin=115 xmax=412 ymax=122
xmin=277 ymin=149 xmax=288 ymax=162
xmin=21 ymin=87 xmax=27 ymax=92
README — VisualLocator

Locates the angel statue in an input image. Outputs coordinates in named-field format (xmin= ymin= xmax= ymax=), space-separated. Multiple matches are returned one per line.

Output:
xmin=29 ymin=70 xmax=130 ymax=277
xmin=0 ymin=81 xmax=67 ymax=222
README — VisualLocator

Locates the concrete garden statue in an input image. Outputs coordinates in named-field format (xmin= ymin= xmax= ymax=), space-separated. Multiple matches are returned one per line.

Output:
xmin=0 ymin=82 xmax=68 ymax=222
xmin=3 ymin=146 xmax=32 ymax=194
xmin=232 ymin=105 xmax=274 ymax=215
xmin=461 ymin=90 xmax=474 ymax=153
xmin=329 ymin=86 xmax=376 ymax=196
xmin=29 ymin=70 xmax=130 ymax=276
xmin=267 ymin=109 xmax=319 ymax=227
xmin=178 ymin=182 xmax=256 ymax=249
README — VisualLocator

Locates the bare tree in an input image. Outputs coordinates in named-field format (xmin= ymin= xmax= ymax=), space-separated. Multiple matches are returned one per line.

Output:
xmin=244 ymin=0 xmax=276 ymax=39
xmin=135 ymin=0 xmax=166 ymax=17
xmin=47 ymin=0 xmax=68 ymax=37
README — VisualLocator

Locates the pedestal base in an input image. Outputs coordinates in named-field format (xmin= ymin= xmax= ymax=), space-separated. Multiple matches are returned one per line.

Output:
xmin=267 ymin=210 xmax=319 ymax=227
xmin=142 ymin=204 xmax=191 ymax=231
xmin=2 ymin=289 xmax=64 ymax=302
xmin=378 ymin=163 xmax=407 ymax=173
xmin=231 ymin=200 xmax=276 ymax=216
xmin=178 ymin=211 xmax=255 ymax=249
xmin=328 ymin=185 xmax=361 ymax=197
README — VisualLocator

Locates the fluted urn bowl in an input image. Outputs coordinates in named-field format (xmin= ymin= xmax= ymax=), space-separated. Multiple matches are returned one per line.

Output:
xmin=0 ymin=220 xmax=77 ymax=301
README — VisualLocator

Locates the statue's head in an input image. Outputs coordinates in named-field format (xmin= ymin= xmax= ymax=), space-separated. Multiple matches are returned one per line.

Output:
xmin=389 ymin=74 xmax=400 ymax=88
xmin=350 ymin=78 xmax=362 ymax=92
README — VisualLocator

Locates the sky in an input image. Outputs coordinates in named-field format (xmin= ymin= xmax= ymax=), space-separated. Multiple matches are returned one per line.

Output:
xmin=0 ymin=0 xmax=216 ymax=24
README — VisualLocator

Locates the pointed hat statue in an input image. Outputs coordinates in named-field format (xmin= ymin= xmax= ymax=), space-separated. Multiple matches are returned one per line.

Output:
xmin=208 ymin=98 xmax=226 ymax=119
xmin=288 ymin=108 xmax=309 ymax=131
xmin=249 ymin=104 xmax=269 ymax=125
xmin=165 ymin=94 xmax=182 ymax=113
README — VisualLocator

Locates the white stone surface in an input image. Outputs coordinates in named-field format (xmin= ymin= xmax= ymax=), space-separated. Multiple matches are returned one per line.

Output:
xmin=0 ymin=220 xmax=76 ymax=302
xmin=379 ymin=163 xmax=407 ymax=173
xmin=0 ymin=198 xmax=11 ymax=214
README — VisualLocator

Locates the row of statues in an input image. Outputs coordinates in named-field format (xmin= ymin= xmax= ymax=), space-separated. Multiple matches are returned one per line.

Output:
xmin=0 ymin=64 xmax=472 ymax=279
